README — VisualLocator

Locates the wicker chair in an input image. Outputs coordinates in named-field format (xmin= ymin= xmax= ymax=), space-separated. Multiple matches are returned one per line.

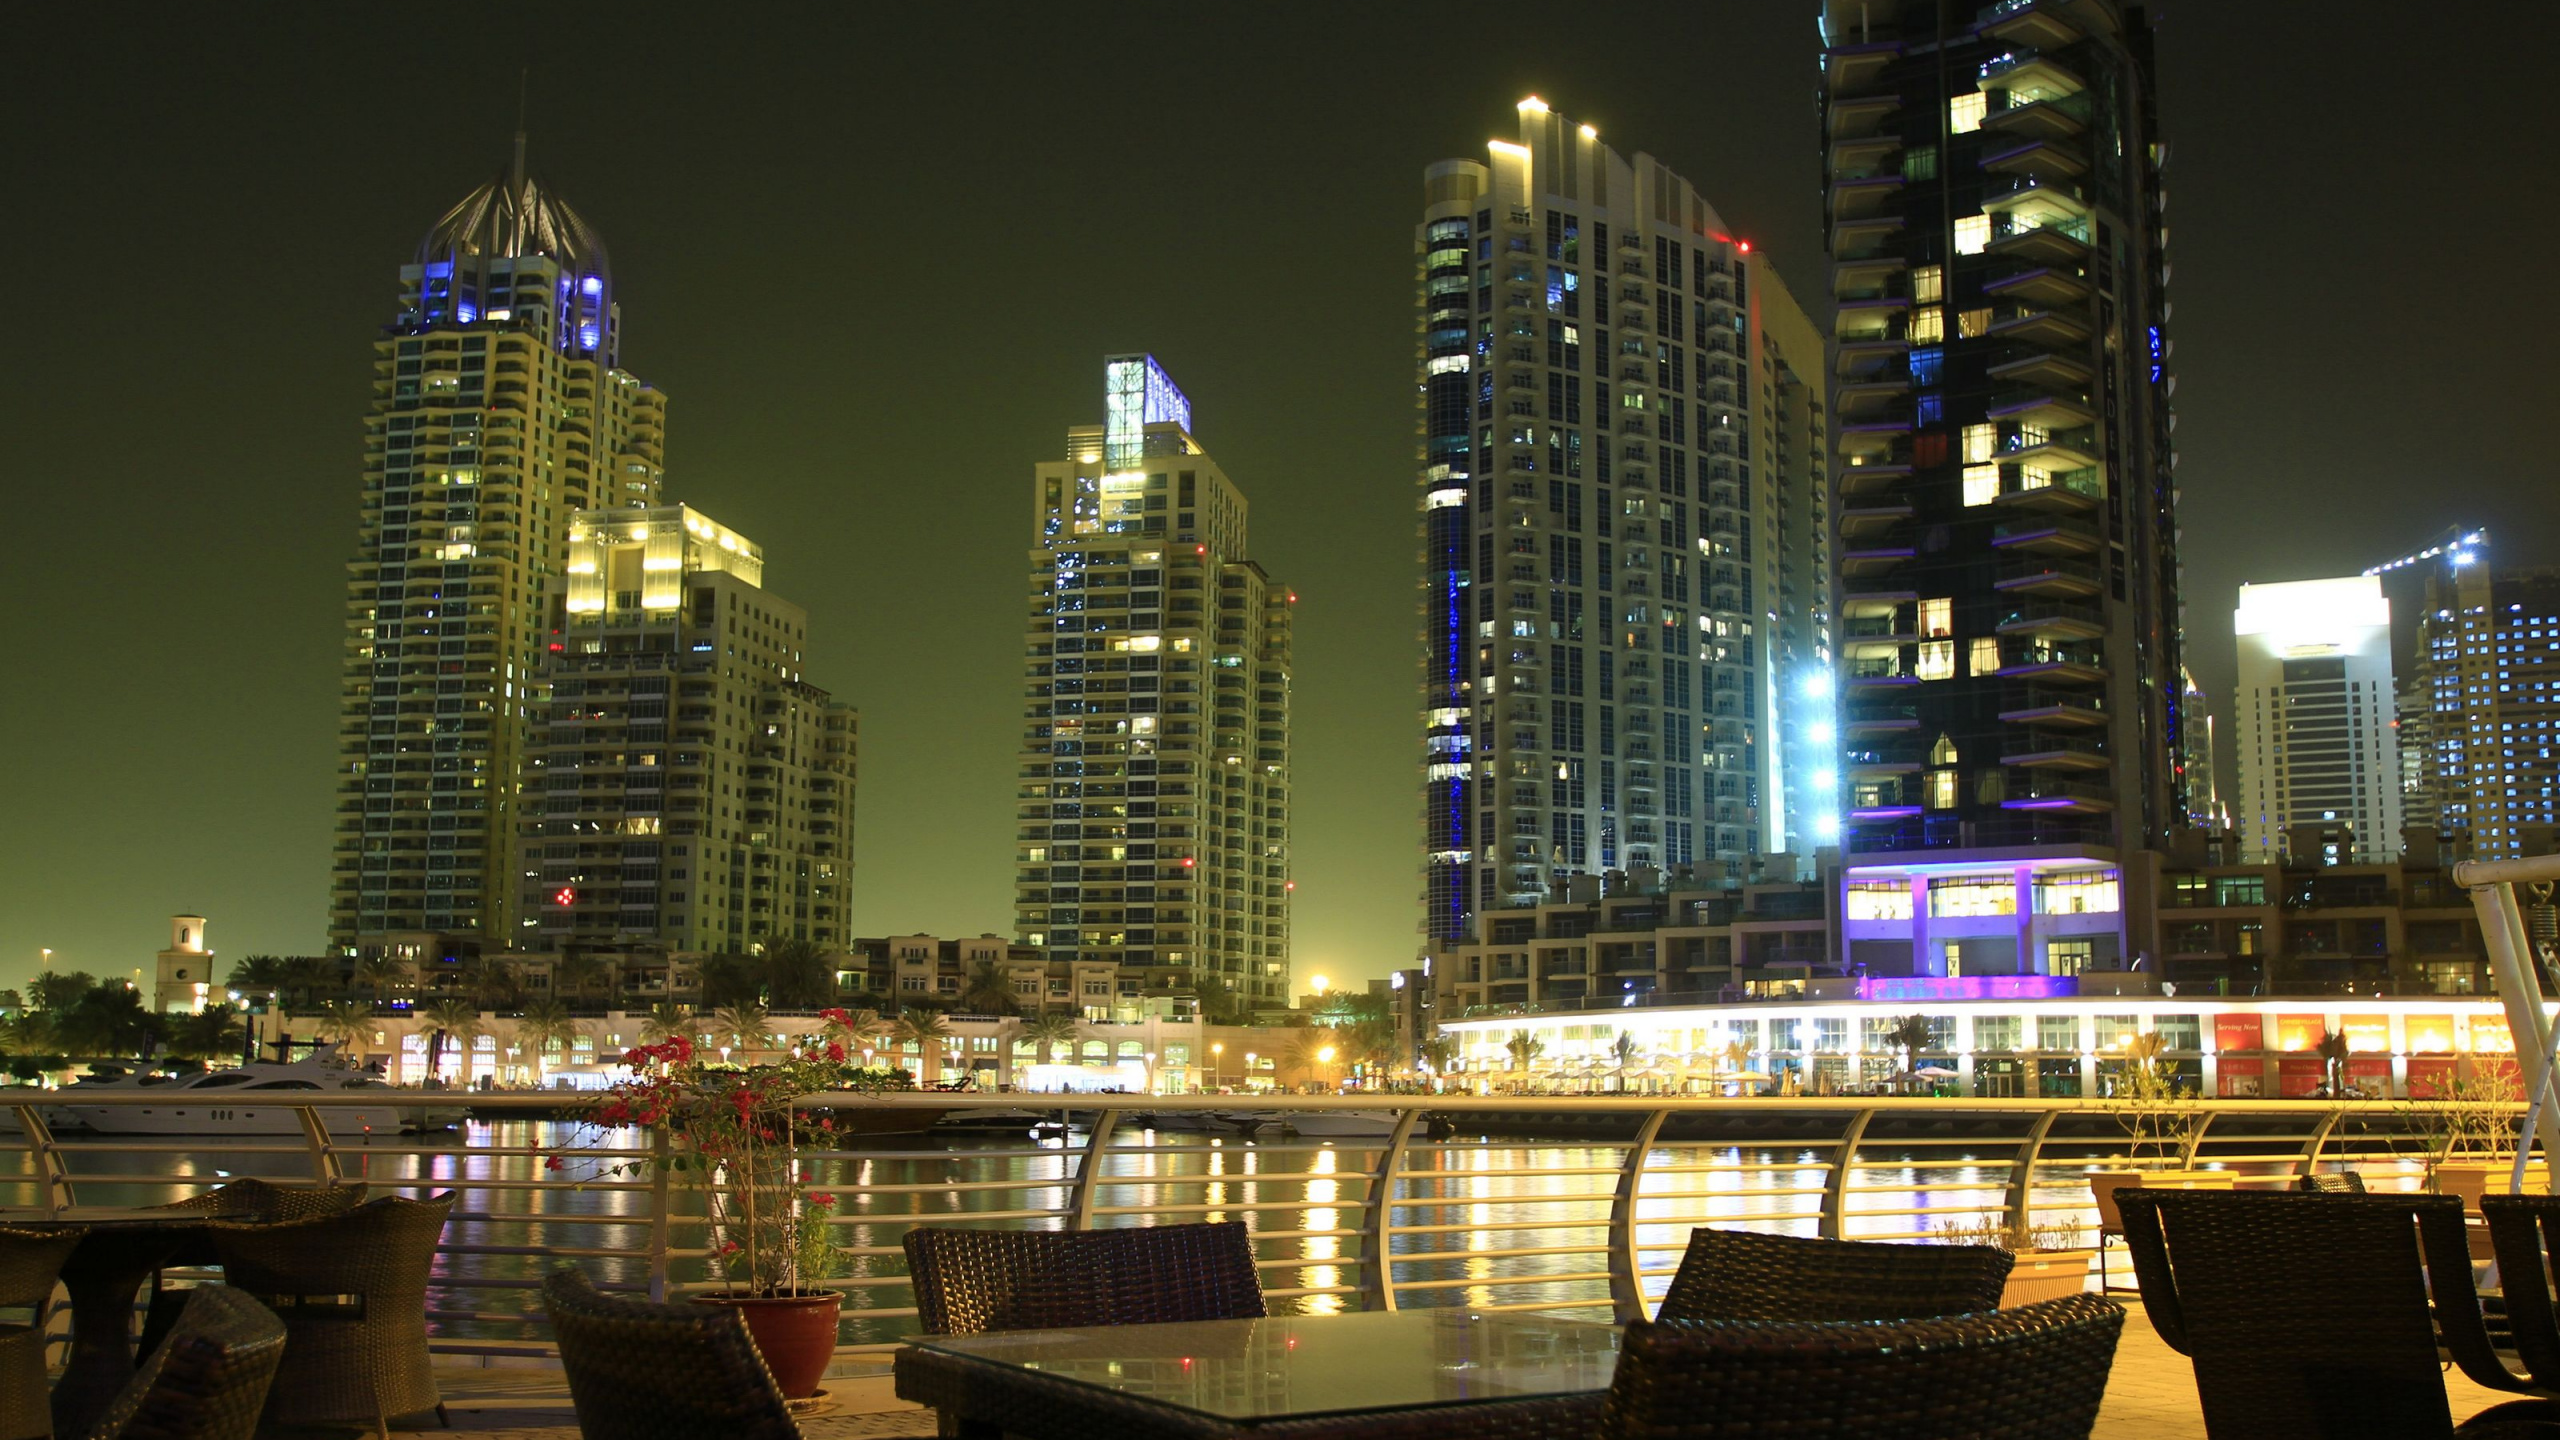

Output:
xmin=209 ymin=1190 xmax=455 ymax=1435
xmin=138 ymin=1178 xmax=367 ymax=1360
xmin=2120 ymin=1188 xmax=2560 ymax=1439
xmin=542 ymin=1267 xmax=801 ymax=1440
xmin=904 ymin=1221 xmax=1266 ymax=1336
xmin=82 ymin=1284 xmax=286 ymax=1440
xmin=2482 ymin=1194 xmax=2560 ymax=1392
xmin=1655 ymin=1226 xmax=2012 ymax=1322
xmin=1598 ymin=1293 xmax=2126 ymax=1440
xmin=2296 ymin=1172 xmax=2368 ymax=1194
xmin=0 ymin=1226 xmax=81 ymax=1440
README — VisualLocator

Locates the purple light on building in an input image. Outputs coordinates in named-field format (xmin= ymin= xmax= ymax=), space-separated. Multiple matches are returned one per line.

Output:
xmin=1856 ymin=974 xmax=2080 ymax=1003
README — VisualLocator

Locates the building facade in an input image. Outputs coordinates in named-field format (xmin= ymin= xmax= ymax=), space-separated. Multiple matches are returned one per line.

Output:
xmin=329 ymin=147 xmax=667 ymax=952
xmin=2231 ymin=577 xmax=2401 ymax=865
xmin=1430 ymin=865 xmax=1832 ymax=1015
xmin=2418 ymin=564 xmax=2560 ymax=860
xmin=1013 ymin=356 xmax=1294 ymax=1012
xmin=1820 ymin=0 xmax=2185 ymax=976
xmin=1417 ymin=100 xmax=1830 ymax=952
xmin=515 ymin=504 xmax=856 ymax=952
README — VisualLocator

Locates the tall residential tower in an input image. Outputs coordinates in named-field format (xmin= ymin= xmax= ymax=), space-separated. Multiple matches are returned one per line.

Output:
xmin=329 ymin=146 xmax=667 ymax=954
xmin=1417 ymin=100 xmax=1831 ymax=951
xmin=1013 ymin=357 xmax=1293 ymax=1013
xmin=1821 ymin=0 xmax=2187 ymax=977
xmin=2232 ymin=577 xmax=2401 ymax=865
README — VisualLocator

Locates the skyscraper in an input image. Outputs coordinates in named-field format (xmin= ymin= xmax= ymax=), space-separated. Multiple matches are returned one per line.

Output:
xmin=329 ymin=143 xmax=667 ymax=955
xmin=1013 ymin=357 xmax=1293 ymax=1014
xmin=1416 ymin=100 xmax=1831 ymax=951
xmin=517 ymin=504 xmax=856 ymax=952
xmin=2231 ymin=577 xmax=2401 ymax=865
xmin=2417 ymin=560 xmax=2560 ymax=861
xmin=1820 ymin=1 xmax=2187 ymax=976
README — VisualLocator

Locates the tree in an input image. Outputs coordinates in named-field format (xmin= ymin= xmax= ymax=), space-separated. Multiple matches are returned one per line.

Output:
xmin=515 ymin=999 xmax=582 ymax=1082
xmin=761 ymin=938 xmax=833 ymax=1009
xmin=699 ymin=953 xmax=763 ymax=1010
xmin=1885 ymin=1015 xmax=1937 ymax=1089
xmin=551 ymin=951 xmax=612 ymax=1009
xmin=30 ymin=970 xmax=99 ymax=1014
xmin=57 ymin=985 xmax=160 ymax=1059
xmin=1611 ymin=1031 xmax=1640 ymax=1091
xmin=0 ymin=1011 xmax=60 ymax=1059
xmin=892 ymin=1009 xmax=952 ymax=1084
xmin=456 ymin=955 xmax=520 ymax=1011
xmin=1418 ymin=1036 xmax=1458 ymax=1075
xmin=352 ymin=953 xmax=404 ymax=1005
xmin=1020 ymin=1012 xmax=1080 ymax=1066
xmin=710 ymin=1003 xmax=772 ymax=1059
xmin=820 ymin=1006 xmax=890 ymax=1059
xmin=278 ymin=956 xmax=339 ymax=1011
xmin=1503 ymin=1029 xmax=1545 ymax=1072
xmin=1190 ymin=973 xmax=1249 ymax=1026
xmin=417 ymin=998 xmax=481 ymax=1083
xmin=1285 ymin=1027 xmax=1342 ymax=1086
xmin=2315 ymin=1028 xmax=2351 ymax=1097
xmin=164 ymin=1006 xmax=246 ymax=1064
xmin=959 ymin=960 xmax=1018 ymax=1016
xmin=311 ymin=1000 xmax=373 ymax=1063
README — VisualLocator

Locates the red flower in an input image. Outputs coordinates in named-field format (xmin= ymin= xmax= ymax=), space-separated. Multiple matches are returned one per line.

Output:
xmin=807 ymin=1192 xmax=839 ymax=1210
xmin=819 ymin=1008 xmax=850 ymax=1026
xmin=544 ymin=1155 xmax=565 ymax=1171
xmin=824 ymin=1042 xmax=847 ymax=1063
xmin=622 ymin=1047 xmax=647 ymax=1065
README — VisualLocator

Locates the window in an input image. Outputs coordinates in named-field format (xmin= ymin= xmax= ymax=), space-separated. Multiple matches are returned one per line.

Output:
xmin=1910 ymin=265 xmax=1943 ymax=304
xmin=1962 ymin=464 xmax=2000 ymax=506
xmin=1974 ymin=1015 xmax=2023 ymax=1052
xmin=1962 ymin=424 xmax=1998 ymax=463
xmin=1916 ymin=640 xmax=1955 ymax=680
xmin=1956 ymin=307 xmax=1993 ymax=339
xmin=1908 ymin=307 xmax=1944 ymax=343
xmin=2038 ymin=1014 xmax=2081 ymax=1051
xmin=1955 ymin=214 xmax=1990 ymax=255
xmin=1928 ymin=877 xmax=2013 ymax=915
xmin=1919 ymin=598 xmax=1953 ymax=638
xmin=1969 ymin=637 xmax=2002 ymax=676
xmin=1950 ymin=93 xmax=1986 ymax=134
xmin=2047 ymin=939 xmax=2093 ymax=977
xmin=1925 ymin=768 xmax=1959 ymax=810
xmin=1902 ymin=146 xmax=1939 ymax=181
xmin=1845 ymin=881 xmax=1913 ymax=920
xmin=2036 ymin=870 xmax=2122 ymax=914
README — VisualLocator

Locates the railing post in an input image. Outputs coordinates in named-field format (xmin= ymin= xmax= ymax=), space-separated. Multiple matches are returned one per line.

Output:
xmin=296 ymin=1106 xmax=344 ymax=1183
xmin=2005 ymin=1108 xmax=2061 ymax=1235
xmin=2177 ymin=1106 xmax=2219 ymax=1172
xmin=1821 ymin=1109 xmax=1876 ymax=1241
xmin=2298 ymin=1108 xmax=2344 ymax=1178
xmin=17 ymin=1107 xmax=71 ymax=1218
xmin=1065 ymin=1109 xmax=1121 ymax=1231
xmin=647 ymin=1127 xmax=672 ymax=1302
xmin=1607 ymin=1110 xmax=1673 ymax=1324
xmin=1357 ymin=1108 xmax=1424 ymax=1313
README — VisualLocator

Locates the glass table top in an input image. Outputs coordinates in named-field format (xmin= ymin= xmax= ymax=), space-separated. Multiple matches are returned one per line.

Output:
xmin=909 ymin=1309 xmax=1621 ymax=1422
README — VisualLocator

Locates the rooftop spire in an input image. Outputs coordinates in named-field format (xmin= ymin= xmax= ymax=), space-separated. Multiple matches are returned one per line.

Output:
xmin=510 ymin=70 xmax=528 ymax=194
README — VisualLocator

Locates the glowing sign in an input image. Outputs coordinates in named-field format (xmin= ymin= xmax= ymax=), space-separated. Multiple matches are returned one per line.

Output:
xmin=552 ymin=887 xmax=576 ymax=908
xmin=1856 ymin=975 xmax=2078 ymax=1003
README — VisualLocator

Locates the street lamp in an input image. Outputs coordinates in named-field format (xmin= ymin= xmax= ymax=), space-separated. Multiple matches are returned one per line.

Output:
xmin=1243 ymin=1052 xmax=1257 ymax=1093
xmin=1143 ymin=1051 xmax=1158 ymax=1094
xmin=1211 ymin=1041 xmax=1225 ymax=1091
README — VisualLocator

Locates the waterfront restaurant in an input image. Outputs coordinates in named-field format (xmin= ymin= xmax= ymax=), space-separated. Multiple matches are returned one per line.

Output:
xmin=1438 ymin=983 xmax=2534 ymax=1098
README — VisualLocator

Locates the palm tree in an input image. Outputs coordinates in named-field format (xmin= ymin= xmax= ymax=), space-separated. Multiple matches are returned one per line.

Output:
xmin=222 ymin=956 xmax=284 ymax=1005
xmin=960 ymin=960 xmax=1017 ymax=1016
xmin=1418 ymin=1035 xmax=1458 ymax=1075
xmin=1885 ymin=1014 xmax=1936 ymax=1090
xmin=515 ymin=999 xmax=581 ymax=1082
xmin=551 ymin=950 xmax=612 ymax=1010
xmin=1019 ymin=1011 xmax=1080 ymax=1067
xmin=892 ymin=1008 xmax=953 ymax=1084
xmin=352 ymin=952 xmax=403 ymax=1006
xmin=457 ymin=955 xmax=520 ymax=1011
xmin=2315 ymin=1028 xmax=2351 ymax=1097
xmin=311 ymin=1000 xmax=373 ymax=1063
xmin=638 ymin=1003 xmax=695 ymax=1046
xmin=1503 ymin=1029 xmax=1545 ymax=1073
xmin=761 ymin=938 xmax=833 ymax=1009
xmin=1611 ymin=1031 xmax=1640 ymax=1091
xmin=1285 ymin=1027 xmax=1341 ymax=1088
xmin=417 ymin=998 xmax=481 ymax=1084
xmin=279 ymin=956 xmax=339 ymax=1011
xmin=60 ymin=987 xmax=159 ymax=1059
xmin=823 ymin=1006 xmax=891 ymax=1063
xmin=161 ymin=1006 xmax=243 ymax=1064
xmin=709 ymin=1003 xmax=771 ymax=1060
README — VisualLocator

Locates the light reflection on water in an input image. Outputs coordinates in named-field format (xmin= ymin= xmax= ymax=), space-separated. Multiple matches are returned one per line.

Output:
xmin=0 ymin=1121 xmax=2140 ymax=1347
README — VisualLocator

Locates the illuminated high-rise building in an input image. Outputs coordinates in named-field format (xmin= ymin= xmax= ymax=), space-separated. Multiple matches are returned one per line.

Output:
xmin=1013 ymin=356 xmax=1294 ymax=1012
xmin=2232 ymin=577 xmax=2401 ymax=865
xmin=329 ymin=141 xmax=668 ymax=954
xmin=2418 ymin=557 xmax=2560 ymax=860
xmin=1416 ymin=100 xmax=1831 ymax=953
xmin=1819 ymin=1 xmax=2188 ymax=978
xmin=516 ymin=505 xmax=856 ymax=952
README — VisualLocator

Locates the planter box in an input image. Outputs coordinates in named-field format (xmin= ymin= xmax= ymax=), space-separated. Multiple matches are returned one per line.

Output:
xmin=2000 ymin=1248 xmax=2095 ymax=1307
xmin=2086 ymin=1169 xmax=2236 ymax=1233
xmin=2432 ymin=1160 xmax=2549 ymax=1262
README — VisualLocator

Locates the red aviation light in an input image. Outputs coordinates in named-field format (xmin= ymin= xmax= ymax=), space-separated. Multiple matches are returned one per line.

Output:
xmin=552 ymin=887 xmax=576 ymax=907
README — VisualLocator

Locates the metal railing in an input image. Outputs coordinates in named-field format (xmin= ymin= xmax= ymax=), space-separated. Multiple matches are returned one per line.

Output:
xmin=0 ymin=1092 xmax=2495 ymax=1367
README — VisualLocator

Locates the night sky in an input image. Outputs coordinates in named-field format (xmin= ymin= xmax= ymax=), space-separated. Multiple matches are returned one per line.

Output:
xmin=5 ymin=6 xmax=2554 ymax=991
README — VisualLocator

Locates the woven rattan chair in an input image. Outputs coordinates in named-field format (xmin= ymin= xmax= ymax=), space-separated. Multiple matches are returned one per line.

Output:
xmin=210 ymin=1189 xmax=454 ymax=1436
xmin=904 ymin=1221 xmax=1266 ymax=1336
xmin=0 ymin=1226 xmax=80 ymax=1440
xmin=2296 ymin=1171 xmax=2368 ymax=1194
xmin=83 ymin=1283 xmax=286 ymax=1440
xmin=2482 ymin=1194 xmax=2560 ymax=1392
xmin=2121 ymin=1188 xmax=2560 ymax=1439
xmin=543 ymin=1267 xmax=800 ymax=1440
xmin=1654 ymin=1226 xmax=2012 ymax=1322
xmin=138 ymin=1178 xmax=367 ymax=1360
xmin=1598 ymin=1293 xmax=2125 ymax=1440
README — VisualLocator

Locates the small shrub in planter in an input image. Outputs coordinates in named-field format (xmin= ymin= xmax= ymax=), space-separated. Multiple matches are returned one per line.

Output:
xmin=1936 ymin=1214 xmax=2094 ymax=1308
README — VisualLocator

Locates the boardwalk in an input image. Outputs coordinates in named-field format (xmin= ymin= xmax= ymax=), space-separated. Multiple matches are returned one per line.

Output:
xmin=389 ymin=1306 xmax=2519 ymax=1439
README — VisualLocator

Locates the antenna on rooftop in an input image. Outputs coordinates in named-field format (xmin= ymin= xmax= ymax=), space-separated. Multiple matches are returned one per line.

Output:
xmin=510 ymin=69 xmax=529 ymax=193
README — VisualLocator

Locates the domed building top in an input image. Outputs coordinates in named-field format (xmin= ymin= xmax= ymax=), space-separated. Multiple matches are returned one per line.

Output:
xmin=403 ymin=136 xmax=620 ymax=367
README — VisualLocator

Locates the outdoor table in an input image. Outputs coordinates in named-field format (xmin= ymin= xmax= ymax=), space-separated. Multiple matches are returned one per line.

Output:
xmin=8 ymin=1205 xmax=270 ymax=1437
xmin=895 ymin=1309 xmax=1621 ymax=1440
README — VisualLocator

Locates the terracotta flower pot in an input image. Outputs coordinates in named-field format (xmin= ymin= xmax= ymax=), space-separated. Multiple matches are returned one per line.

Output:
xmin=1999 ymin=1249 xmax=2094 ymax=1307
xmin=695 ymin=1290 xmax=841 ymax=1398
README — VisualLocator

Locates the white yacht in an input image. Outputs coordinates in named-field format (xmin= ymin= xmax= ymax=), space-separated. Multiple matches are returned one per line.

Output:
xmin=46 ymin=1050 xmax=464 ymax=1136
xmin=1277 ymin=1110 xmax=1404 ymax=1139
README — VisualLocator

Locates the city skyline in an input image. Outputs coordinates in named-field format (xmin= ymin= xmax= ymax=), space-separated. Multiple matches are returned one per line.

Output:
xmin=5 ymin=7 xmax=2555 ymax=987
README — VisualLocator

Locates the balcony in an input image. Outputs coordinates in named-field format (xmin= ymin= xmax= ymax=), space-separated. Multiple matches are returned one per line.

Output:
xmin=1981 ymin=174 xmax=2090 ymax=230
xmin=1986 ymin=386 xmax=2097 ymax=434
xmin=1838 ymin=500 xmax=1915 ymax=539
xmin=1979 ymin=49 xmax=2085 ymax=101
xmin=1998 ymin=685 xmax=2107 ymax=727
xmin=1995 ymin=598 xmax=2105 ymax=641
xmin=1994 ymin=558 xmax=2102 ymax=599
xmin=1990 ymin=517 xmax=2101 ymax=557
xmin=1829 ymin=173 xmax=1905 ymax=224
xmin=1837 ymin=419 xmax=1912 ymax=464
xmin=1835 ymin=333 xmax=1910 ymax=381
xmin=1835 ymin=374 xmax=1912 ymax=420
xmin=1984 ymin=304 xmax=2093 ymax=351
xmin=2000 ymin=776 xmax=2115 ymax=813
xmin=1985 ymin=213 xmax=2092 ymax=268
xmin=1987 ymin=346 xmax=2093 ymax=391
xmin=1829 ymin=213 xmax=1906 ymax=261
xmin=1845 ymin=657 xmax=1920 ymax=691
xmin=1824 ymin=40 xmax=1900 ymax=93
xmin=1992 ymin=465 xmax=2103 ymax=511
xmin=1846 ymin=746 xmax=1922 ymax=780
xmin=1826 ymin=91 xmax=1902 ymax=141
xmin=1828 ymin=134 xmax=1901 ymax=180
xmin=1980 ymin=266 xmax=2093 ymax=311
xmin=1980 ymin=135 xmax=2087 ymax=184
xmin=1836 ymin=460 xmax=1913 ymax=500
xmin=1992 ymin=642 xmax=2106 ymax=685
xmin=1980 ymin=88 xmax=2093 ymax=145
xmin=1999 ymin=733 xmax=2111 ymax=771
xmin=1845 ymin=700 xmax=1921 ymax=736
xmin=1978 ymin=0 xmax=2082 ymax=50
xmin=1839 ymin=531 xmax=1917 ymax=576
xmin=2000 ymin=425 xmax=2101 ymax=472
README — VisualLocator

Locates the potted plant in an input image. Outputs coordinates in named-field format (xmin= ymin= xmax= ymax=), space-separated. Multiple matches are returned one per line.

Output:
xmin=1937 ymin=1213 xmax=2095 ymax=1307
xmin=2087 ymin=1031 xmax=2229 ymax=1238
xmin=2416 ymin=1065 xmax=2540 ymax=1205
xmin=553 ymin=1017 xmax=913 ymax=1398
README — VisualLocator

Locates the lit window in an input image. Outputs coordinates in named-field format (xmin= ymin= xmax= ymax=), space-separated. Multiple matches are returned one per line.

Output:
xmin=1956 ymin=307 xmax=1993 ymax=339
xmin=1924 ymin=769 xmax=1961 ymax=811
xmin=1954 ymin=214 xmax=1991 ymax=255
xmin=1962 ymin=464 xmax=2000 ymax=506
xmin=1930 ymin=876 xmax=2013 ymax=914
xmin=1916 ymin=640 xmax=1956 ymax=680
xmin=2036 ymin=871 xmax=2122 ymax=914
xmin=1908 ymin=307 xmax=1944 ymax=343
xmin=1845 ymin=882 xmax=1913 ymax=921
xmin=1950 ymin=93 xmax=1986 ymax=134
xmin=1910 ymin=265 xmax=1944 ymax=304
xmin=1920 ymin=598 xmax=1953 ymax=638
xmin=1970 ymin=637 xmax=2002 ymax=675
xmin=1962 ymin=423 xmax=1999 ymax=463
